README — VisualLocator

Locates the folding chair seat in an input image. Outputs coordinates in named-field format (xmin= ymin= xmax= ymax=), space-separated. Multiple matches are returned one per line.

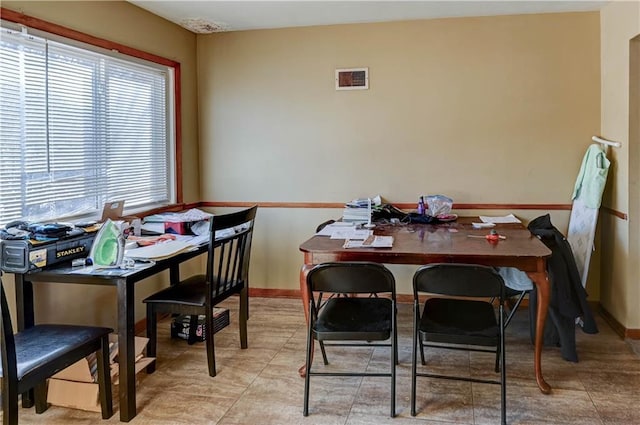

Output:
xmin=303 ymin=262 xmax=397 ymax=418
xmin=411 ymin=263 xmax=507 ymax=424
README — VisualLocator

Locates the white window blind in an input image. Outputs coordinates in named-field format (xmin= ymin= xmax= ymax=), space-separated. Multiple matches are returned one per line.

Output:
xmin=0 ymin=26 xmax=174 ymax=227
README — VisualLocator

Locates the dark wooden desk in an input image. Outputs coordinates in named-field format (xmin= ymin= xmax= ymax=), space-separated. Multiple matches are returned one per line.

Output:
xmin=299 ymin=217 xmax=553 ymax=394
xmin=14 ymin=243 xmax=208 ymax=422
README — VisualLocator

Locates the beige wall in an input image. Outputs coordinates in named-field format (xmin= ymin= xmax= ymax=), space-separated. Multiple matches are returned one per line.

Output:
xmin=5 ymin=4 xmax=635 ymax=332
xmin=198 ymin=12 xmax=599 ymax=295
xmin=600 ymin=1 xmax=640 ymax=330
xmin=1 ymin=1 xmax=201 ymax=327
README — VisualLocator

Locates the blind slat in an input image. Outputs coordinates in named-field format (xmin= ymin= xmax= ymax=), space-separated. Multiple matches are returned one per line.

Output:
xmin=0 ymin=27 xmax=173 ymax=226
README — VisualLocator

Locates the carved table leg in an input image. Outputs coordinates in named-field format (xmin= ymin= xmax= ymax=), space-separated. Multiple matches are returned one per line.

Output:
xmin=527 ymin=262 xmax=552 ymax=395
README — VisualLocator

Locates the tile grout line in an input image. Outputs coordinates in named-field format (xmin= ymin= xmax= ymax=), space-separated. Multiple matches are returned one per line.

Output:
xmin=215 ymin=321 xmax=302 ymax=424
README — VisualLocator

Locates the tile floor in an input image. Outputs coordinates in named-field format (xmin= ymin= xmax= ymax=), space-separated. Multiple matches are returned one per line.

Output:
xmin=8 ymin=297 xmax=640 ymax=425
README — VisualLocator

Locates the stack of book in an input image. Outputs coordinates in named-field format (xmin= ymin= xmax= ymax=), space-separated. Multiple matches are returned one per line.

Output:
xmin=342 ymin=198 xmax=372 ymax=223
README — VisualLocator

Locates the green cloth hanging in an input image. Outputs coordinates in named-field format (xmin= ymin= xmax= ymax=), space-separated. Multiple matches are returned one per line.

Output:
xmin=571 ymin=144 xmax=610 ymax=209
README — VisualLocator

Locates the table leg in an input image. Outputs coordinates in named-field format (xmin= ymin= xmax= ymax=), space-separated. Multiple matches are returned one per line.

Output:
xmin=117 ymin=278 xmax=137 ymax=422
xmin=527 ymin=264 xmax=552 ymax=395
xmin=15 ymin=275 xmax=34 ymax=408
xmin=169 ymin=264 xmax=180 ymax=286
xmin=298 ymin=264 xmax=313 ymax=377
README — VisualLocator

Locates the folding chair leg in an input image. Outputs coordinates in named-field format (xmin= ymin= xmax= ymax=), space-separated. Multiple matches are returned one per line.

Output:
xmin=500 ymin=304 xmax=507 ymax=425
xmin=419 ymin=337 xmax=426 ymax=365
xmin=411 ymin=301 xmax=419 ymax=416
xmin=319 ymin=341 xmax=329 ymax=365
xmin=504 ymin=290 xmax=527 ymax=328
xmin=303 ymin=309 xmax=314 ymax=416
xmin=501 ymin=379 xmax=507 ymax=423
xmin=394 ymin=316 xmax=399 ymax=366
xmin=390 ymin=307 xmax=397 ymax=418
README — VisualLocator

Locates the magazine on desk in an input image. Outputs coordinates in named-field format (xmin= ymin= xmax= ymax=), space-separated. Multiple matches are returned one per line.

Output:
xmin=124 ymin=240 xmax=195 ymax=260
xmin=124 ymin=234 xmax=209 ymax=261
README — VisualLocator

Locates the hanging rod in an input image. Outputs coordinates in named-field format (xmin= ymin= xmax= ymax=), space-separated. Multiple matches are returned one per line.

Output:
xmin=592 ymin=135 xmax=622 ymax=148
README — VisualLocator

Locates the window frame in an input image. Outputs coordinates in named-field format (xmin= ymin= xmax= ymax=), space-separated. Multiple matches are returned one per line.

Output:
xmin=0 ymin=7 xmax=183 ymax=223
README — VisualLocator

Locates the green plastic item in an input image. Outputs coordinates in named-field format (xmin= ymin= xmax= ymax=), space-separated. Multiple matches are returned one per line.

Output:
xmin=89 ymin=219 xmax=124 ymax=267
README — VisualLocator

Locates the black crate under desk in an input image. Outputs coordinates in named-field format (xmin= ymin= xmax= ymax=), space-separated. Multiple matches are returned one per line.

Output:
xmin=170 ymin=308 xmax=230 ymax=342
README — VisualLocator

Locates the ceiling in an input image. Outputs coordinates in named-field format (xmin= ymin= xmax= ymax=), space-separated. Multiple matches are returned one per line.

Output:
xmin=128 ymin=1 xmax=608 ymax=34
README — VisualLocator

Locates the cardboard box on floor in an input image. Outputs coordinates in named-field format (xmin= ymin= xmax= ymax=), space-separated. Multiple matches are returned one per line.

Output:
xmin=47 ymin=335 xmax=154 ymax=413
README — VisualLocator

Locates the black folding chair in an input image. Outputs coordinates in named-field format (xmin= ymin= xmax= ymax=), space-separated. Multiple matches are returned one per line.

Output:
xmin=411 ymin=263 xmax=507 ymax=424
xmin=303 ymin=262 xmax=397 ymax=418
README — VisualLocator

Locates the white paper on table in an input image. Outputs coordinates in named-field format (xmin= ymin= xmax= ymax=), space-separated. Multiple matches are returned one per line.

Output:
xmin=330 ymin=229 xmax=373 ymax=240
xmin=478 ymin=214 xmax=521 ymax=224
xmin=472 ymin=222 xmax=496 ymax=229
xmin=315 ymin=222 xmax=355 ymax=236
xmin=175 ymin=233 xmax=210 ymax=246
xmin=343 ymin=236 xmax=394 ymax=248
xmin=125 ymin=240 xmax=195 ymax=260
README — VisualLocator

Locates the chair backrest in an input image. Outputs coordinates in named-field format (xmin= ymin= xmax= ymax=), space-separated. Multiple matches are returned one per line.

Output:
xmin=0 ymin=275 xmax=18 ymax=384
xmin=206 ymin=206 xmax=258 ymax=301
xmin=413 ymin=263 xmax=505 ymax=299
xmin=307 ymin=262 xmax=396 ymax=296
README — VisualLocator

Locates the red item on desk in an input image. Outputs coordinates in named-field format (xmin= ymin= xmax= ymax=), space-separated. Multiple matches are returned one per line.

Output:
xmin=486 ymin=229 xmax=506 ymax=243
xmin=127 ymin=234 xmax=176 ymax=246
xmin=164 ymin=221 xmax=195 ymax=235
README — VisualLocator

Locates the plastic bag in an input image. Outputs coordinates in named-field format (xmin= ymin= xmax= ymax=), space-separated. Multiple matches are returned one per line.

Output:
xmin=425 ymin=195 xmax=453 ymax=217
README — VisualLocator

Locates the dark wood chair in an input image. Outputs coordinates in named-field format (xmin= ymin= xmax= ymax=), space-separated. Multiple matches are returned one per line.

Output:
xmin=303 ymin=262 xmax=397 ymax=418
xmin=411 ymin=263 xmax=507 ymax=424
xmin=0 ymin=275 xmax=113 ymax=425
xmin=143 ymin=205 xmax=258 ymax=377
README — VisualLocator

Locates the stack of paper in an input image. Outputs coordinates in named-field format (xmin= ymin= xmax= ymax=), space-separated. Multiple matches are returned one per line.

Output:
xmin=125 ymin=240 xmax=195 ymax=260
xmin=315 ymin=222 xmax=355 ymax=236
xmin=342 ymin=195 xmax=382 ymax=223
xmin=479 ymin=214 xmax=521 ymax=224
xmin=342 ymin=205 xmax=371 ymax=223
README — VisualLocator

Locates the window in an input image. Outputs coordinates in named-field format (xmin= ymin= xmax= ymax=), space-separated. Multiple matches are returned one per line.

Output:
xmin=0 ymin=24 xmax=176 ymax=227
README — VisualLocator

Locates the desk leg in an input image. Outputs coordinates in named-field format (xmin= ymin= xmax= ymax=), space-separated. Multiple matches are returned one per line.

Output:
xmin=298 ymin=264 xmax=313 ymax=378
xmin=169 ymin=264 xmax=180 ymax=286
xmin=527 ymin=263 xmax=552 ymax=395
xmin=15 ymin=275 xmax=34 ymax=408
xmin=117 ymin=278 xmax=137 ymax=422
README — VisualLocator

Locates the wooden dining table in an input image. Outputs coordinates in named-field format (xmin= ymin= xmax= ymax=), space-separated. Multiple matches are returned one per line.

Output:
xmin=299 ymin=217 xmax=553 ymax=394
